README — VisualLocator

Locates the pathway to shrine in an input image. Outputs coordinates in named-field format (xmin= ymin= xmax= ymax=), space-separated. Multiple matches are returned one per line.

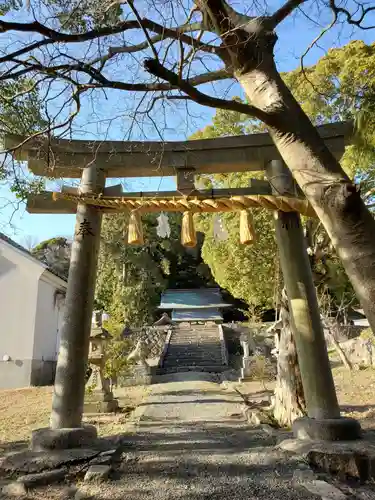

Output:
xmin=79 ymin=377 xmax=337 ymax=500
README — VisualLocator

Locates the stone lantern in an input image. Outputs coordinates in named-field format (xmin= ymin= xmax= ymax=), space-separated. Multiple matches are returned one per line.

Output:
xmin=84 ymin=310 xmax=119 ymax=413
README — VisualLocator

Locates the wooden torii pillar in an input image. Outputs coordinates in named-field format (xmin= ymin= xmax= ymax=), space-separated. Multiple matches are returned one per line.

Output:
xmin=5 ymin=121 xmax=360 ymax=448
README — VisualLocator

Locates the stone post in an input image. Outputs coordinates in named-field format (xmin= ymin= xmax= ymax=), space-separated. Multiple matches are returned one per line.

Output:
xmin=241 ymin=339 xmax=250 ymax=358
xmin=239 ymin=334 xmax=253 ymax=382
xmin=50 ymin=164 xmax=105 ymax=430
xmin=266 ymin=160 xmax=360 ymax=440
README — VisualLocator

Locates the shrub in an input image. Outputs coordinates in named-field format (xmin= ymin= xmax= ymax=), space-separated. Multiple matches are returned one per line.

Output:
xmin=360 ymin=328 xmax=375 ymax=344
xmin=102 ymin=319 xmax=135 ymax=385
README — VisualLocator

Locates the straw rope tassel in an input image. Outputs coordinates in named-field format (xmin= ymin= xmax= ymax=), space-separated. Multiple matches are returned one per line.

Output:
xmin=181 ymin=211 xmax=197 ymax=247
xmin=240 ymin=210 xmax=257 ymax=245
xmin=128 ymin=211 xmax=144 ymax=245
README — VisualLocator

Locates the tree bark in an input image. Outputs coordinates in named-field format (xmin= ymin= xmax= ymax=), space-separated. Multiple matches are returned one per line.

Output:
xmin=322 ymin=316 xmax=353 ymax=371
xmin=210 ymin=11 xmax=375 ymax=333
xmin=273 ymin=288 xmax=306 ymax=427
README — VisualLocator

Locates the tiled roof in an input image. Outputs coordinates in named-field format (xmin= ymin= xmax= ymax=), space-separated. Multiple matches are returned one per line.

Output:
xmin=0 ymin=231 xmax=33 ymax=256
xmin=0 ymin=232 xmax=67 ymax=283
xmin=172 ymin=308 xmax=223 ymax=322
xmin=159 ymin=288 xmax=231 ymax=309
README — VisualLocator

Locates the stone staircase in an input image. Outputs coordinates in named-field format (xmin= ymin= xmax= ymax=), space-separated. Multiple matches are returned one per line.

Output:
xmin=160 ymin=324 xmax=226 ymax=373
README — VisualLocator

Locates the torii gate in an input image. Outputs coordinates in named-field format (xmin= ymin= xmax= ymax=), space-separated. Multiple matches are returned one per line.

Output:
xmin=5 ymin=121 xmax=360 ymax=449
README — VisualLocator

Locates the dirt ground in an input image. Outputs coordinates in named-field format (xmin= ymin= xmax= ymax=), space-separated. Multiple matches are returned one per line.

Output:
xmin=333 ymin=365 xmax=375 ymax=429
xmin=0 ymin=369 xmax=374 ymax=500
xmin=0 ymin=385 xmax=150 ymax=453
xmin=237 ymin=364 xmax=375 ymax=430
xmin=0 ymin=364 xmax=374 ymax=453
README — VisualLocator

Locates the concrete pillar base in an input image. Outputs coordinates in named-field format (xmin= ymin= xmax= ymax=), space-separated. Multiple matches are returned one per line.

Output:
xmin=292 ymin=416 xmax=362 ymax=441
xmin=31 ymin=425 xmax=98 ymax=451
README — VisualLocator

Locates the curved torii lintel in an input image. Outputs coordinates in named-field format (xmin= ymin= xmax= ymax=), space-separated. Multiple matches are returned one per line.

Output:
xmin=4 ymin=121 xmax=352 ymax=179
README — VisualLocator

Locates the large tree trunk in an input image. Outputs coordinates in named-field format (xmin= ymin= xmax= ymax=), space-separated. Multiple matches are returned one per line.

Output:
xmin=238 ymin=38 xmax=375 ymax=333
xmin=237 ymin=80 xmax=375 ymax=328
xmin=273 ymin=288 xmax=306 ymax=427
xmin=206 ymin=2 xmax=375 ymax=332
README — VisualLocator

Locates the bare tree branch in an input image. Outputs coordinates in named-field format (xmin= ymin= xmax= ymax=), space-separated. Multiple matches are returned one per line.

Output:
xmin=127 ymin=1 xmax=160 ymax=59
xmin=0 ymin=18 xmax=219 ymax=69
xmin=269 ymin=0 xmax=307 ymax=27
xmin=1 ymin=86 xmax=84 ymax=155
xmin=90 ymin=66 xmax=231 ymax=91
xmin=328 ymin=0 xmax=375 ymax=29
xmin=300 ymin=11 xmax=337 ymax=82
xmin=143 ymin=58 xmax=270 ymax=121
xmin=138 ymin=21 xmax=218 ymax=54
xmin=0 ymin=39 xmax=51 ymax=65
xmin=0 ymin=18 xmax=139 ymax=42
xmin=0 ymin=54 xmax=232 ymax=91
xmin=107 ymin=22 xmax=213 ymax=57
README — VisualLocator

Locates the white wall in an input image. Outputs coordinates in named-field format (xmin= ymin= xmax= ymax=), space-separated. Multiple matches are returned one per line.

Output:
xmin=55 ymin=293 xmax=65 ymax=359
xmin=0 ymin=242 xmax=42 ymax=361
xmin=33 ymin=275 xmax=66 ymax=362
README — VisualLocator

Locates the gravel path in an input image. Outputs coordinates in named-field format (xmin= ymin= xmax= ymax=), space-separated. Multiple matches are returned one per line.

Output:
xmin=81 ymin=377 xmax=324 ymax=500
xmin=135 ymin=378 xmax=243 ymax=422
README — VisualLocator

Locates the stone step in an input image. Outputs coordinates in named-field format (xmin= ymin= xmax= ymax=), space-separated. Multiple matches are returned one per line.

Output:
xmin=172 ymin=333 xmax=218 ymax=336
xmin=163 ymin=355 xmax=223 ymax=363
xmin=161 ymin=325 xmax=224 ymax=372
xmin=168 ymin=348 xmax=220 ymax=352
xmin=158 ymin=365 xmax=227 ymax=374
xmin=163 ymin=364 xmax=224 ymax=369
xmin=164 ymin=351 xmax=223 ymax=358
xmin=164 ymin=353 xmax=223 ymax=360
xmin=170 ymin=338 xmax=220 ymax=342
xmin=171 ymin=329 xmax=219 ymax=335
xmin=170 ymin=335 xmax=219 ymax=339
xmin=170 ymin=334 xmax=219 ymax=338
xmin=168 ymin=342 xmax=221 ymax=346
xmin=163 ymin=363 xmax=224 ymax=369
xmin=164 ymin=350 xmax=222 ymax=357
xmin=164 ymin=354 xmax=223 ymax=361
xmin=168 ymin=344 xmax=220 ymax=349
xmin=173 ymin=326 xmax=218 ymax=331
xmin=168 ymin=342 xmax=221 ymax=351
xmin=172 ymin=331 xmax=219 ymax=338
xmin=167 ymin=344 xmax=221 ymax=348
xmin=161 ymin=366 xmax=224 ymax=372
xmin=163 ymin=358 xmax=223 ymax=365
xmin=172 ymin=330 xmax=219 ymax=334
xmin=166 ymin=346 xmax=222 ymax=353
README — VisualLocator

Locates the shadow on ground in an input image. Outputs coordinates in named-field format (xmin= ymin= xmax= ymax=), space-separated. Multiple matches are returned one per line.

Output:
xmin=138 ymin=398 xmax=240 ymax=406
xmin=341 ymin=404 xmax=375 ymax=413
xmin=340 ymin=404 xmax=375 ymax=430
xmin=123 ymin=420 xmax=279 ymax=455
xmin=76 ymin=420 xmax=318 ymax=500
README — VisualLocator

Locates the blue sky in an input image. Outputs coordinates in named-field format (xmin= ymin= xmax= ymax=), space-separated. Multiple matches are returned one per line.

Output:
xmin=1 ymin=2 xmax=375 ymax=247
